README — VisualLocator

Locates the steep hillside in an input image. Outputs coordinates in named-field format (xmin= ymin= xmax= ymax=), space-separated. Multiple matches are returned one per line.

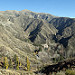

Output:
xmin=49 ymin=17 xmax=75 ymax=57
xmin=0 ymin=10 xmax=75 ymax=69
xmin=0 ymin=10 xmax=58 ymax=68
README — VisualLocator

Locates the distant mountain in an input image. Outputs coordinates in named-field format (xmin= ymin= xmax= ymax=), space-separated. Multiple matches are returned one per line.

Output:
xmin=0 ymin=9 xmax=56 ymax=21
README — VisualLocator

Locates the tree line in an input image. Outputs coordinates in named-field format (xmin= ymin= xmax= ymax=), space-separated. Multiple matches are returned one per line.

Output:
xmin=0 ymin=55 xmax=30 ymax=71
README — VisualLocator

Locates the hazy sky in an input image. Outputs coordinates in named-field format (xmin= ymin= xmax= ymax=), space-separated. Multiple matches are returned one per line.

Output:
xmin=0 ymin=0 xmax=75 ymax=18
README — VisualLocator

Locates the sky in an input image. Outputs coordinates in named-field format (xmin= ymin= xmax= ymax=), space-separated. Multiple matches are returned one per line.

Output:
xmin=0 ymin=0 xmax=75 ymax=18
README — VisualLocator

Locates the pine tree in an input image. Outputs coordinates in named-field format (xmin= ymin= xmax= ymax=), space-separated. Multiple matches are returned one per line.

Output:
xmin=26 ymin=56 xmax=30 ymax=71
xmin=4 ymin=57 xmax=9 ymax=69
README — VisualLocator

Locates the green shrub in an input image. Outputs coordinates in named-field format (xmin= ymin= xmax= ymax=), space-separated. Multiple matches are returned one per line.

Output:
xmin=66 ymin=69 xmax=75 ymax=75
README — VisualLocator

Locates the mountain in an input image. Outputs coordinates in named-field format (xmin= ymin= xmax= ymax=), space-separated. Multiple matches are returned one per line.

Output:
xmin=49 ymin=17 xmax=75 ymax=57
xmin=0 ymin=10 xmax=58 ymax=68
xmin=0 ymin=10 xmax=75 ymax=69
xmin=0 ymin=9 xmax=56 ymax=21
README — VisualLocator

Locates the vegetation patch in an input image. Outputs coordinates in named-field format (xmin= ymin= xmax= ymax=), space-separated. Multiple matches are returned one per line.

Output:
xmin=66 ymin=69 xmax=75 ymax=75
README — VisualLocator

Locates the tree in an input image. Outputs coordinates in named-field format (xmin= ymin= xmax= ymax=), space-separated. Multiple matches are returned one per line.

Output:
xmin=19 ymin=62 xmax=21 ymax=66
xmin=60 ymin=55 xmax=64 ymax=61
xmin=13 ymin=54 xmax=19 ymax=70
xmin=4 ymin=57 xmax=9 ymax=69
xmin=13 ymin=54 xmax=17 ymax=64
xmin=16 ymin=55 xmax=19 ymax=70
xmin=9 ymin=58 xmax=13 ymax=68
xmin=26 ymin=56 xmax=30 ymax=71
xmin=39 ymin=47 xmax=42 ymax=51
xmin=1 ymin=57 xmax=4 ymax=63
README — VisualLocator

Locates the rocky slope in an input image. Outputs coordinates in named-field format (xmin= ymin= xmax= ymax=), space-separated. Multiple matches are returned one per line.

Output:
xmin=0 ymin=10 xmax=58 ymax=68
xmin=49 ymin=17 xmax=75 ymax=57
xmin=0 ymin=10 xmax=75 ymax=69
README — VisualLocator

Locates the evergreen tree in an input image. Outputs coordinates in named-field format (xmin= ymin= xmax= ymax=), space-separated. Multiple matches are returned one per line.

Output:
xmin=26 ymin=56 xmax=30 ymax=71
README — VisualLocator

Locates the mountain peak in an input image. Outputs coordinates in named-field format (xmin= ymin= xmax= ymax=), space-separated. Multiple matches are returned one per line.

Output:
xmin=21 ymin=9 xmax=32 ymax=12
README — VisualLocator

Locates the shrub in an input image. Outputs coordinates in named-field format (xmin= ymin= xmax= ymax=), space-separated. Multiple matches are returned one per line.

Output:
xmin=66 ymin=69 xmax=75 ymax=75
